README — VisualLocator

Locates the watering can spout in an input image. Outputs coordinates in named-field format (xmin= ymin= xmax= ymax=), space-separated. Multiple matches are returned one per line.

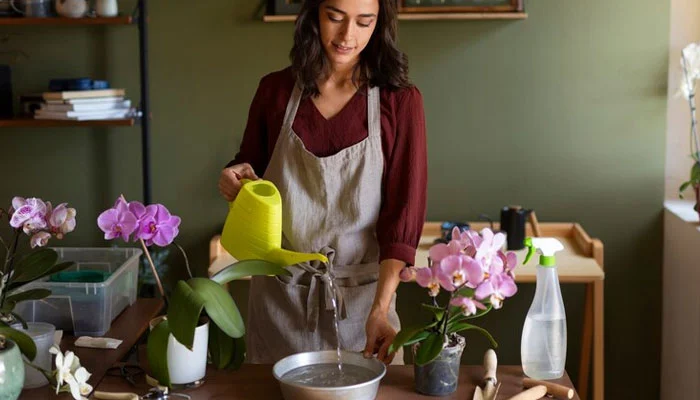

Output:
xmin=220 ymin=179 xmax=328 ymax=267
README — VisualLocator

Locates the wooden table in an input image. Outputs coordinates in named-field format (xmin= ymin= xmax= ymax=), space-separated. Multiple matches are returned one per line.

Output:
xmin=209 ymin=221 xmax=605 ymax=400
xmin=19 ymin=298 xmax=164 ymax=400
xmin=93 ymin=363 xmax=579 ymax=399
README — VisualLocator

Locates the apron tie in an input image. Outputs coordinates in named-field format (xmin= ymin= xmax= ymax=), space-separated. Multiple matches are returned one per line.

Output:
xmin=297 ymin=247 xmax=348 ymax=332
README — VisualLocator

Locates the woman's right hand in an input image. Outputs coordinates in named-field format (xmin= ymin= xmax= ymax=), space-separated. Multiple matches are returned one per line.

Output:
xmin=218 ymin=163 xmax=259 ymax=202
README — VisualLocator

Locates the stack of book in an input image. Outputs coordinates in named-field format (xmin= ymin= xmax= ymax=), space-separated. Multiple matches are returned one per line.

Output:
xmin=34 ymin=88 xmax=135 ymax=121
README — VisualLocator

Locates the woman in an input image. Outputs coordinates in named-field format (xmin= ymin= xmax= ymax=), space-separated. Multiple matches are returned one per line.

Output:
xmin=218 ymin=0 xmax=426 ymax=365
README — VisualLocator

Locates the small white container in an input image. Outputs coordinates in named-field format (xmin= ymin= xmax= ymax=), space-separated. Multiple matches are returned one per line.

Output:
xmin=95 ymin=0 xmax=117 ymax=17
xmin=12 ymin=322 xmax=55 ymax=389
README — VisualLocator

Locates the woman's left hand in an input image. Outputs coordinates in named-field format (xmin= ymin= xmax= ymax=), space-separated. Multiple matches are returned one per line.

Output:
xmin=364 ymin=308 xmax=397 ymax=364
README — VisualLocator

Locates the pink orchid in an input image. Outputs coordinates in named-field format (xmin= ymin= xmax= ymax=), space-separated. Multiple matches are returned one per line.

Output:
xmin=435 ymin=254 xmax=484 ymax=291
xmin=133 ymin=203 xmax=181 ymax=247
xmin=30 ymin=231 xmax=51 ymax=248
xmin=10 ymin=197 xmax=48 ymax=234
xmin=415 ymin=266 xmax=441 ymax=297
xmin=46 ymin=202 xmax=77 ymax=239
xmin=97 ymin=198 xmax=137 ymax=241
xmin=399 ymin=267 xmax=416 ymax=282
xmin=429 ymin=239 xmax=463 ymax=265
xmin=475 ymin=273 xmax=518 ymax=309
xmin=498 ymin=250 xmax=518 ymax=278
xmin=474 ymin=228 xmax=506 ymax=274
xmin=450 ymin=295 xmax=487 ymax=317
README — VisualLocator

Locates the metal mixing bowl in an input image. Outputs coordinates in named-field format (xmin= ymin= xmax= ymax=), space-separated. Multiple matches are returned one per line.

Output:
xmin=273 ymin=350 xmax=386 ymax=400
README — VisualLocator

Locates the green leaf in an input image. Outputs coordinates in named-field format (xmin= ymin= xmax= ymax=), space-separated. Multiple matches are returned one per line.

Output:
xmin=188 ymin=278 xmax=244 ymax=339
xmin=415 ymin=333 xmax=445 ymax=366
xmin=8 ymin=262 xmax=74 ymax=292
xmin=146 ymin=318 xmax=171 ymax=387
xmin=11 ymin=249 xmax=59 ymax=284
xmin=209 ymin=322 xmax=234 ymax=369
xmin=679 ymin=181 xmax=692 ymax=198
xmin=691 ymin=162 xmax=700 ymax=183
xmin=403 ymin=331 xmax=430 ymax=347
xmin=448 ymin=322 xmax=498 ymax=348
xmin=447 ymin=304 xmax=493 ymax=328
xmin=11 ymin=312 xmax=28 ymax=330
xmin=420 ymin=303 xmax=445 ymax=320
xmin=229 ymin=336 xmax=246 ymax=371
xmin=167 ymin=281 xmax=205 ymax=350
xmin=388 ymin=320 xmax=437 ymax=355
xmin=5 ymin=289 xmax=51 ymax=305
xmin=210 ymin=259 xmax=291 ymax=285
xmin=0 ymin=327 xmax=37 ymax=361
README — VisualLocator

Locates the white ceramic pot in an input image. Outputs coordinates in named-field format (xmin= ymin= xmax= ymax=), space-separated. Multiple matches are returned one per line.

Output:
xmin=150 ymin=316 xmax=209 ymax=386
xmin=55 ymin=0 xmax=86 ymax=18
xmin=95 ymin=0 xmax=117 ymax=17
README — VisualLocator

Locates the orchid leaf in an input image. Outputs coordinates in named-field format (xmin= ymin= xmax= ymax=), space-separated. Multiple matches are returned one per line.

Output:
xmin=447 ymin=304 xmax=493 ymax=328
xmin=448 ymin=322 xmax=498 ymax=348
xmin=389 ymin=320 xmax=437 ymax=355
xmin=691 ymin=161 xmax=700 ymax=183
xmin=11 ymin=249 xmax=58 ymax=284
xmin=420 ymin=304 xmax=445 ymax=321
xmin=146 ymin=318 xmax=171 ymax=387
xmin=404 ymin=331 xmax=430 ymax=347
xmin=0 ymin=327 xmax=36 ymax=361
xmin=8 ymin=262 xmax=74 ymax=291
xmin=211 ymin=259 xmax=291 ymax=285
xmin=229 ymin=337 xmax=246 ymax=371
xmin=414 ymin=333 xmax=445 ymax=366
xmin=209 ymin=322 xmax=234 ymax=369
xmin=167 ymin=281 xmax=205 ymax=350
xmin=679 ymin=181 xmax=692 ymax=197
xmin=5 ymin=289 xmax=51 ymax=305
xmin=187 ymin=278 xmax=244 ymax=339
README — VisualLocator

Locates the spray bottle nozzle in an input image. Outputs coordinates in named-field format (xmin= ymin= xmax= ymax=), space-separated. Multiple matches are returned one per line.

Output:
xmin=523 ymin=237 xmax=564 ymax=267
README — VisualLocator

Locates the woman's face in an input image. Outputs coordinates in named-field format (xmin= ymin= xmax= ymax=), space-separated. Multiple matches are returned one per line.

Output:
xmin=318 ymin=0 xmax=379 ymax=70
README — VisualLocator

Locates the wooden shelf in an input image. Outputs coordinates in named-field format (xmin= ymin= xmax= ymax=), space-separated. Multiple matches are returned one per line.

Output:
xmin=0 ymin=16 xmax=133 ymax=25
xmin=263 ymin=12 xmax=527 ymax=22
xmin=0 ymin=117 xmax=136 ymax=127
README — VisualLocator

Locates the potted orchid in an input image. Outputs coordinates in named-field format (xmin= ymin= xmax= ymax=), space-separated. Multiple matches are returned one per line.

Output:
xmin=390 ymin=227 xmax=518 ymax=396
xmin=678 ymin=42 xmax=700 ymax=218
xmin=25 ymin=344 xmax=94 ymax=400
xmin=0 ymin=196 xmax=77 ymax=395
xmin=97 ymin=196 xmax=289 ymax=388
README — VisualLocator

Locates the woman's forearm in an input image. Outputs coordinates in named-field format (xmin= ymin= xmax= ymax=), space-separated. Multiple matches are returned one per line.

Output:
xmin=371 ymin=258 xmax=405 ymax=314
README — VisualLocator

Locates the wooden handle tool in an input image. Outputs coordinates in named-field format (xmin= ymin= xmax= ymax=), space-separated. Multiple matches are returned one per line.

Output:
xmin=523 ymin=377 xmax=574 ymax=399
xmin=528 ymin=210 xmax=542 ymax=237
xmin=506 ymin=385 xmax=547 ymax=400
xmin=93 ymin=392 xmax=139 ymax=400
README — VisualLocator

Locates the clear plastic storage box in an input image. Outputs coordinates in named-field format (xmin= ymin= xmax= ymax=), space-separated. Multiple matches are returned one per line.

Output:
xmin=14 ymin=247 xmax=142 ymax=336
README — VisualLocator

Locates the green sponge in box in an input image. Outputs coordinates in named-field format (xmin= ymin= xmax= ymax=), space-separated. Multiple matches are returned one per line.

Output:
xmin=49 ymin=270 xmax=111 ymax=283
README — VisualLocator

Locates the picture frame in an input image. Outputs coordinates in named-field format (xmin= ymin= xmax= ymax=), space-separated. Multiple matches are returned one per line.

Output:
xmin=267 ymin=0 xmax=303 ymax=16
xmin=399 ymin=0 xmax=524 ymax=13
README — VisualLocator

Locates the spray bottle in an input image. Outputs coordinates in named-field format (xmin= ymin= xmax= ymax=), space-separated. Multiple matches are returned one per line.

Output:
xmin=520 ymin=237 xmax=567 ymax=380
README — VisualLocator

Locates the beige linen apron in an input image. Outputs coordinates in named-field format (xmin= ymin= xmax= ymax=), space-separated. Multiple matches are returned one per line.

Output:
xmin=246 ymin=82 xmax=403 ymax=364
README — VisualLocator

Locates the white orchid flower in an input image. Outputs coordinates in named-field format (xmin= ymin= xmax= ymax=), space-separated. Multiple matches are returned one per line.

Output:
xmin=49 ymin=345 xmax=90 ymax=400
xmin=679 ymin=42 xmax=700 ymax=100
xmin=74 ymin=367 xmax=93 ymax=398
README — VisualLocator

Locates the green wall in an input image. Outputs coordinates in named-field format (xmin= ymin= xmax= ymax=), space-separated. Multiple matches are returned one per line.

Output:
xmin=0 ymin=0 xmax=668 ymax=398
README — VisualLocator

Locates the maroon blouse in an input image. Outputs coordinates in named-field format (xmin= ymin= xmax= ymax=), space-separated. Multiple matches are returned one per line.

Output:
xmin=227 ymin=67 xmax=427 ymax=266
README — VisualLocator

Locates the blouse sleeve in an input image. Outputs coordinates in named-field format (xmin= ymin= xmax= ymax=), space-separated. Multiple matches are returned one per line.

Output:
xmin=377 ymin=87 xmax=428 ymax=266
xmin=225 ymin=76 xmax=270 ymax=177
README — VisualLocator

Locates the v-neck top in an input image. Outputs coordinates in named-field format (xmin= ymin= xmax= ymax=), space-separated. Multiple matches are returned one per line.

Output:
xmin=227 ymin=67 xmax=427 ymax=265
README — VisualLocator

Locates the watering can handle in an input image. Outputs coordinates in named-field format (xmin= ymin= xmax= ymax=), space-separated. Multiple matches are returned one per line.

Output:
xmin=228 ymin=178 xmax=254 ymax=209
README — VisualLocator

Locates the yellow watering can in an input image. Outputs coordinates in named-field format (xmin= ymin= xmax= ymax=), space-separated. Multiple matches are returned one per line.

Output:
xmin=220 ymin=179 xmax=329 ymax=267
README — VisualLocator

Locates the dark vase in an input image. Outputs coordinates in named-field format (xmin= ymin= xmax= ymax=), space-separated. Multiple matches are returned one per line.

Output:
xmin=412 ymin=335 xmax=466 ymax=396
xmin=695 ymin=184 xmax=700 ymax=220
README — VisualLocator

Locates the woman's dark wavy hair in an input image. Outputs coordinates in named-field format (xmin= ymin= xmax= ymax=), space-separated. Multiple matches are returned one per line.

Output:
xmin=290 ymin=0 xmax=411 ymax=97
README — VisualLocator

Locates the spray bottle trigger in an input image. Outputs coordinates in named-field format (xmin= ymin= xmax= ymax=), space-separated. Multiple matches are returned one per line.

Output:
xmin=523 ymin=237 xmax=535 ymax=265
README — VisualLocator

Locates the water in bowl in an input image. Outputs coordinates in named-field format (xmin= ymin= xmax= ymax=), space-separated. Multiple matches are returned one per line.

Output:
xmin=281 ymin=363 xmax=377 ymax=387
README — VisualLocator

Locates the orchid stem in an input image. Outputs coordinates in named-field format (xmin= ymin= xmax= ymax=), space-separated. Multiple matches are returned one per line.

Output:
xmin=173 ymin=241 xmax=193 ymax=279
xmin=139 ymin=239 xmax=167 ymax=304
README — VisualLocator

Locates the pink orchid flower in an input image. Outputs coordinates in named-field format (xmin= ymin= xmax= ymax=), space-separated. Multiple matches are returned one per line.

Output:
xmin=133 ymin=203 xmax=181 ymax=247
xmin=435 ymin=254 xmax=484 ymax=291
xmin=474 ymin=228 xmax=506 ymax=274
xmin=415 ymin=266 xmax=441 ymax=297
xmin=399 ymin=266 xmax=416 ymax=282
xmin=46 ymin=202 xmax=77 ymax=239
xmin=498 ymin=250 xmax=518 ymax=278
xmin=475 ymin=273 xmax=518 ymax=309
xmin=429 ymin=239 xmax=463 ymax=265
xmin=97 ymin=198 xmax=137 ymax=241
xmin=10 ymin=197 xmax=47 ymax=234
xmin=30 ymin=231 xmax=51 ymax=248
xmin=450 ymin=295 xmax=487 ymax=317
